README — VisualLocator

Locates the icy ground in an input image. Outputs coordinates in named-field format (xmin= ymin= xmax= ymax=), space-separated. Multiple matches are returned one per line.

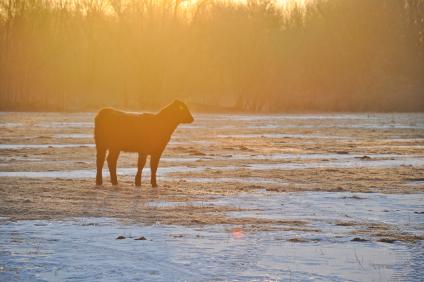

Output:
xmin=1 ymin=191 xmax=424 ymax=281
xmin=1 ymin=112 xmax=424 ymax=281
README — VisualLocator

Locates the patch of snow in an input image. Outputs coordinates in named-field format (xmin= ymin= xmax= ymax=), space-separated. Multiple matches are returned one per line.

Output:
xmin=0 ymin=144 xmax=94 ymax=150
xmin=54 ymin=134 xmax=93 ymax=139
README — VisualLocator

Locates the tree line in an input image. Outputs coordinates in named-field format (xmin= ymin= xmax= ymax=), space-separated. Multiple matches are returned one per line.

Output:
xmin=0 ymin=0 xmax=423 ymax=112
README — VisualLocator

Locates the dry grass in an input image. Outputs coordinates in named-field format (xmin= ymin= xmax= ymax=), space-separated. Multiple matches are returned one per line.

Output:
xmin=1 ymin=112 xmax=423 ymax=243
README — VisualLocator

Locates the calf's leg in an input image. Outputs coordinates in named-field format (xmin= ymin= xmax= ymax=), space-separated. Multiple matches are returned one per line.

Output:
xmin=96 ymin=147 xmax=106 ymax=186
xmin=135 ymin=153 xmax=147 ymax=186
xmin=107 ymin=149 xmax=120 ymax=185
xmin=150 ymin=154 xmax=161 ymax=188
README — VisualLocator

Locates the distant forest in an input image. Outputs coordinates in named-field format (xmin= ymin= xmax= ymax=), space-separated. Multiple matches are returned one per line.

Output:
xmin=0 ymin=0 xmax=423 ymax=112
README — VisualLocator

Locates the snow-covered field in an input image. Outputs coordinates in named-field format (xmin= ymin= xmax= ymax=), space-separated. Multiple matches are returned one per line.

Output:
xmin=1 ymin=112 xmax=423 ymax=281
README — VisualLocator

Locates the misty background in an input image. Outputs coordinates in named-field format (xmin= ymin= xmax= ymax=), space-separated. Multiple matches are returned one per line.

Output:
xmin=0 ymin=0 xmax=423 ymax=112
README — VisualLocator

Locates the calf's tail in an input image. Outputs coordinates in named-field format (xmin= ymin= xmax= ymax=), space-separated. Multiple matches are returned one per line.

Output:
xmin=94 ymin=108 xmax=113 ymax=147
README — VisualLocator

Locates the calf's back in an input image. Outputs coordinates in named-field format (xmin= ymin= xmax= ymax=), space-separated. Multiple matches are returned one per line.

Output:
xmin=94 ymin=108 xmax=167 ymax=153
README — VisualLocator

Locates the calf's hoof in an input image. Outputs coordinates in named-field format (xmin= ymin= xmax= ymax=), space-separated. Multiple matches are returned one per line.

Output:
xmin=151 ymin=183 xmax=158 ymax=188
xmin=135 ymin=177 xmax=141 ymax=187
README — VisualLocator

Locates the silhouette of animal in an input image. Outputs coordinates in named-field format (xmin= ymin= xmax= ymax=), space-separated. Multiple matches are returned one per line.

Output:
xmin=94 ymin=100 xmax=194 ymax=187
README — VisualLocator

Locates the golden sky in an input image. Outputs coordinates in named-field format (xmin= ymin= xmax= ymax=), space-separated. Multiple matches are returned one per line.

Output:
xmin=180 ymin=0 xmax=309 ymax=7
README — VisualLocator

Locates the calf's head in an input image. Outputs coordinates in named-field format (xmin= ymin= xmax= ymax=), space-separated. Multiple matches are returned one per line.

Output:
xmin=165 ymin=100 xmax=194 ymax=124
